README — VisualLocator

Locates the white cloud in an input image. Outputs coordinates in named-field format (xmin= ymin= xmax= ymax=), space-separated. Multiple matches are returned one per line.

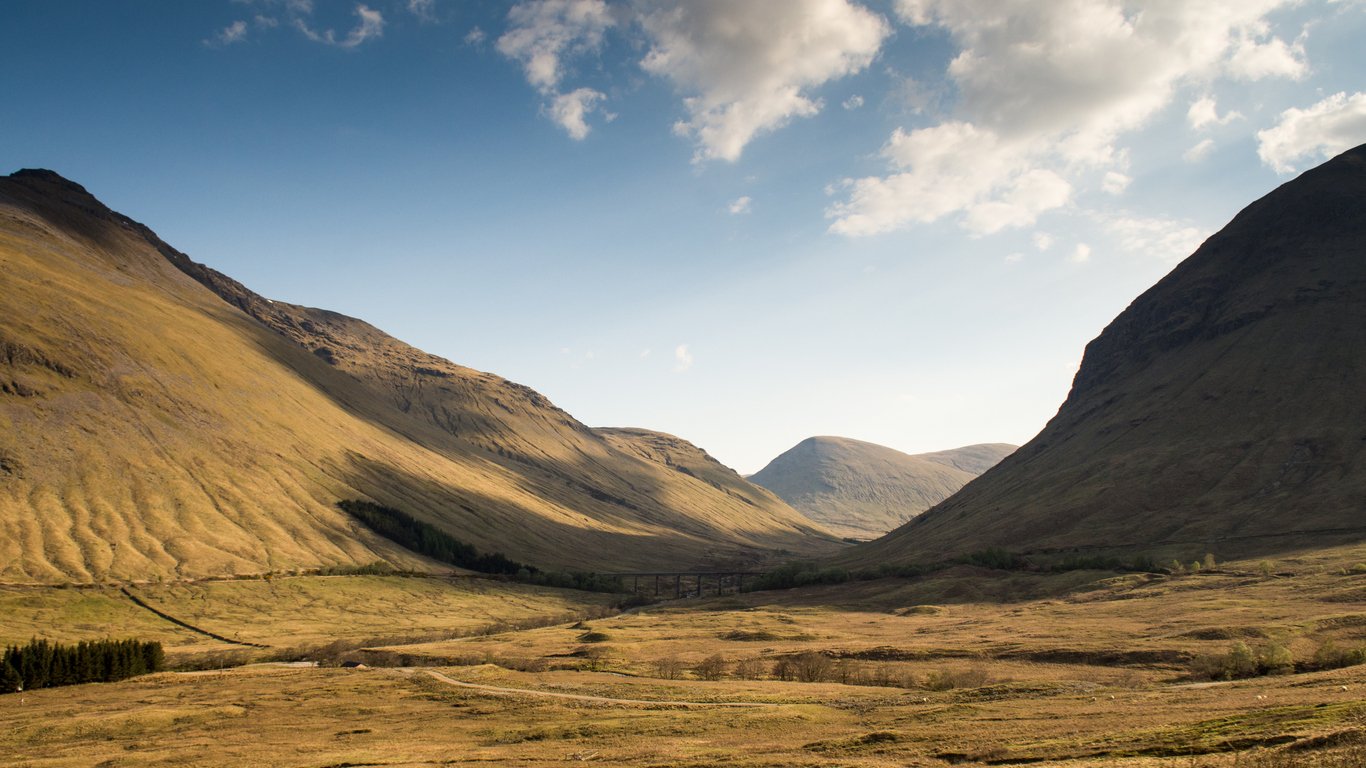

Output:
xmin=843 ymin=94 xmax=865 ymax=110
xmin=464 ymin=26 xmax=486 ymax=45
xmin=498 ymin=1 xmax=614 ymax=139
xmin=637 ymin=0 xmax=889 ymax=163
xmin=728 ymin=196 xmax=752 ymax=215
xmin=408 ymin=0 xmax=436 ymax=22
xmin=208 ymin=20 xmax=249 ymax=46
xmin=827 ymin=122 xmax=1072 ymax=236
xmin=1071 ymin=243 xmax=1092 ymax=263
xmin=1226 ymin=22 xmax=1307 ymax=80
xmin=1187 ymin=96 xmax=1242 ymax=130
xmin=674 ymin=344 xmax=694 ymax=372
xmin=830 ymin=0 xmax=1305 ymax=236
xmin=295 ymin=3 xmax=384 ymax=48
xmin=1032 ymin=232 xmax=1054 ymax=251
xmin=1100 ymin=214 xmax=1208 ymax=263
xmin=548 ymin=87 xmax=607 ymax=140
xmin=1101 ymin=171 xmax=1131 ymax=195
xmin=1004 ymin=252 xmax=1023 ymax=264
xmin=497 ymin=0 xmax=613 ymax=93
xmin=1257 ymin=91 xmax=1366 ymax=173
xmin=1184 ymin=138 xmax=1216 ymax=162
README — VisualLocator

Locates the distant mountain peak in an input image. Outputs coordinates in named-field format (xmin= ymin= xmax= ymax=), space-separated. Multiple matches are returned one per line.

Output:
xmin=750 ymin=437 xmax=1015 ymax=539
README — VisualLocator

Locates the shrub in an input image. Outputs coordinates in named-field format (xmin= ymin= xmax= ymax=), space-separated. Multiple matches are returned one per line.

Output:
xmin=733 ymin=657 xmax=766 ymax=680
xmin=1311 ymin=640 xmax=1366 ymax=671
xmin=922 ymin=666 xmax=991 ymax=691
xmin=1191 ymin=641 xmax=1295 ymax=680
xmin=791 ymin=651 xmax=833 ymax=683
xmin=577 ymin=630 xmax=611 ymax=643
xmin=694 ymin=654 xmax=727 ymax=681
xmin=653 ymin=656 xmax=684 ymax=680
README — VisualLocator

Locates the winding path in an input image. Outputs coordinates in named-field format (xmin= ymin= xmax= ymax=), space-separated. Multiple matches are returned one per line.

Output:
xmin=421 ymin=669 xmax=777 ymax=708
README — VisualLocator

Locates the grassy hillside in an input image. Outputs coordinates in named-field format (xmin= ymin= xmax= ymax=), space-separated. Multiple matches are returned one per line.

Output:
xmin=749 ymin=437 xmax=1015 ymax=538
xmin=0 ymin=169 xmax=837 ymax=583
xmin=844 ymin=145 xmax=1366 ymax=568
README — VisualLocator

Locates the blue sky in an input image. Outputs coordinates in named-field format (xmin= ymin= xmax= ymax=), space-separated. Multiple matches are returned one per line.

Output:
xmin=3 ymin=0 xmax=1365 ymax=474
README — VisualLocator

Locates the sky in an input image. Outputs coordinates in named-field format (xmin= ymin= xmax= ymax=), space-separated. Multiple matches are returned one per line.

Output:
xmin=3 ymin=1 xmax=1365 ymax=475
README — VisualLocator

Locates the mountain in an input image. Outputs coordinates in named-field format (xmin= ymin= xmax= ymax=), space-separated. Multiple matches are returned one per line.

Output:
xmin=846 ymin=145 xmax=1366 ymax=567
xmin=748 ymin=437 xmax=1015 ymax=539
xmin=0 ymin=169 xmax=839 ymax=584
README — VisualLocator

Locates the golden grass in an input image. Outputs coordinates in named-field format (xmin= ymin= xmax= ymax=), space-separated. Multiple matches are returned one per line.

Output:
xmin=6 ymin=550 xmax=1364 ymax=766
xmin=0 ymin=181 xmax=839 ymax=584
xmin=1 ymin=574 xmax=617 ymax=656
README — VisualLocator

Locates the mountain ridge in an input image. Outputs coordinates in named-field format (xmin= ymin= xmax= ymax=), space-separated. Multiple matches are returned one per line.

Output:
xmin=843 ymin=144 xmax=1366 ymax=566
xmin=0 ymin=168 xmax=840 ymax=584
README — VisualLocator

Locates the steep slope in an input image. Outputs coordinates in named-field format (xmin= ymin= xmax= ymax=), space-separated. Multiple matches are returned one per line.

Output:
xmin=847 ymin=145 xmax=1366 ymax=567
xmin=0 ymin=169 xmax=838 ymax=584
xmin=749 ymin=437 xmax=1015 ymax=539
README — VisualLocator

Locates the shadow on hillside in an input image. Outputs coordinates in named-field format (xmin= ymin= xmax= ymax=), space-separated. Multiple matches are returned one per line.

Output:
xmin=331 ymin=450 xmax=837 ymax=575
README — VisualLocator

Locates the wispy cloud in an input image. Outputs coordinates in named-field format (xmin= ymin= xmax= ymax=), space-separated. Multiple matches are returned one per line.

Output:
xmin=206 ymin=20 xmax=249 ymax=47
xmin=295 ymin=3 xmax=385 ymax=48
xmin=1184 ymin=138 xmax=1216 ymax=163
xmin=843 ymin=94 xmax=865 ymax=110
xmin=674 ymin=344 xmax=694 ymax=372
xmin=728 ymin=196 xmax=752 ymax=215
xmin=408 ymin=0 xmax=437 ymax=23
xmin=1099 ymin=213 xmax=1207 ymax=263
xmin=497 ymin=0 xmax=614 ymax=139
xmin=1070 ymin=243 xmax=1092 ymax=264
xmin=1187 ymin=96 xmax=1243 ymax=130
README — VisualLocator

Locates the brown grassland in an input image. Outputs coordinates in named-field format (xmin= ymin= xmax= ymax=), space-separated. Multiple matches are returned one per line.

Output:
xmin=3 ymin=545 xmax=1365 ymax=766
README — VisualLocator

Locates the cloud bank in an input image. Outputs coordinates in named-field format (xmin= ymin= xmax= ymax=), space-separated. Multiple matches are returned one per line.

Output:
xmin=827 ymin=0 xmax=1307 ymax=237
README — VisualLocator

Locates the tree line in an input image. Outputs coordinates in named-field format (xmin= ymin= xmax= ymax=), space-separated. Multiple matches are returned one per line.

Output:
xmin=1 ymin=638 xmax=165 ymax=693
xmin=338 ymin=499 xmax=531 ymax=575
xmin=336 ymin=500 xmax=630 ymax=595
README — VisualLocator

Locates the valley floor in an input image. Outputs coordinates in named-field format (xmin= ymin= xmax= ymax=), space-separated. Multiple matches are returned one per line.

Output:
xmin=2 ymin=546 xmax=1365 ymax=767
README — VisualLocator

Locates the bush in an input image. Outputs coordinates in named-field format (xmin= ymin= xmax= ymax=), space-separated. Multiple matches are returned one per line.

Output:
xmin=1311 ymin=640 xmax=1366 ymax=671
xmin=922 ymin=666 xmax=991 ymax=691
xmin=1191 ymin=641 xmax=1296 ymax=680
xmin=577 ymin=630 xmax=611 ymax=643
xmin=789 ymin=651 xmax=833 ymax=683
xmin=747 ymin=562 xmax=851 ymax=591
xmin=653 ymin=656 xmax=684 ymax=680
xmin=733 ymin=657 xmax=766 ymax=680
xmin=694 ymin=654 xmax=727 ymax=681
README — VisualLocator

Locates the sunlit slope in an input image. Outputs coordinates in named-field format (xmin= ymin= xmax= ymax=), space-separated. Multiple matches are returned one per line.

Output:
xmin=847 ymin=145 xmax=1366 ymax=566
xmin=749 ymin=437 xmax=1015 ymax=538
xmin=593 ymin=427 xmax=830 ymax=558
xmin=0 ymin=170 xmax=838 ymax=583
